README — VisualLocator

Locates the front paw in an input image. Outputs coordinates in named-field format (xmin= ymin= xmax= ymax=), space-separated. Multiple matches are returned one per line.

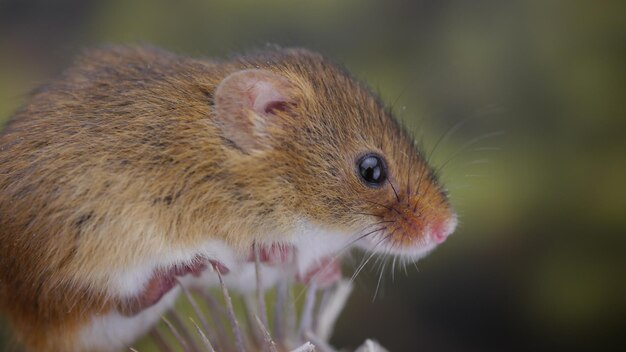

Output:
xmin=117 ymin=257 xmax=228 ymax=316
xmin=247 ymin=242 xmax=295 ymax=266
xmin=296 ymin=257 xmax=342 ymax=288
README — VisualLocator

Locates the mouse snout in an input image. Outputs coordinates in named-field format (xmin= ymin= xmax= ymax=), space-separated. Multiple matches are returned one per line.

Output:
xmin=387 ymin=202 xmax=455 ymax=247
xmin=429 ymin=215 xmax=458 ymax=244
xmin=366 ymin=190 xmax=456 ymax=256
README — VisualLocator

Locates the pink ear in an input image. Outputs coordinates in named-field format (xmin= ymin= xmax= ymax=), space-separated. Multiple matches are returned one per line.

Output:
xmin=214 ymin=69 xmax=294 ymax=152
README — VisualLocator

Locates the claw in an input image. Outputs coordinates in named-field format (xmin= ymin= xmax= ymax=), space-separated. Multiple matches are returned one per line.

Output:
xmin=247 ymin=243 xmax=295 ymax=265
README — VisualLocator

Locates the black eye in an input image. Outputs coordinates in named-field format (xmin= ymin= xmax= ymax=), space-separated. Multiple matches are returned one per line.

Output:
xmin=357 ymin=154 xmax=387 ymax=186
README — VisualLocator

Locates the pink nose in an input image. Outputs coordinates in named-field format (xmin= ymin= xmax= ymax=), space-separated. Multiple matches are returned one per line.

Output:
xmin=431 ymin=216 xmax=457 ymax=244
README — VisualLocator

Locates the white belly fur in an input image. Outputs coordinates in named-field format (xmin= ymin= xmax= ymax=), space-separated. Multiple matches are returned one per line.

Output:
xmin=78 ymin=223 xmax=350 ymax=351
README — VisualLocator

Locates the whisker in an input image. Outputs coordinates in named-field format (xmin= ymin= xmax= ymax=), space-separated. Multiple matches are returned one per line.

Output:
xmin=372 ymin=260 xmax=387 ymax=302
xmin=298 ymin=216 xmax=392 ymax=287
xmin=427 ymin=116 xmax=471 ymax=163
xmin=402 ymin=258 xmax=409 ymax=277
xmin=350 ymin=251 xmax=377 ymax=284
xmin=355 ymin=212 xmax=383 ymax=218
xmin=350 ymin=232 xmax=393 ymax=284
xmin=411 ymin=163 xmax=430 ymax=213
xmin=293 ymin=226 xmax=387 ymax=301
xmin=427 ymin=103 xmax=505 ymax=163
xmin=364 ymin=199 xmax=402 ymax=215
xmin=387 ymin=178 xmax=401 ymax=203
xmin=372 ymin=247 xmax=388 ymax=270
xmin=410 ymin=115 xmax=501 ymax=215
xmin=339 ymin=224 xmax=388 ymax=255
xmin=463 ymin=158 xmax=490 ymax=166
xmin=390 ymin=78 xmax=416 ymax=110
xmin=436 ymin=130 xmax=505 ymax=173
xmin=391 ymin=256 xmax=397 ymax=283
xmin=358 ymin=220 xmax=394 ymax=232
xmin=341 ymin=227 xmax=388 ymax=252
xmin=406 ymin=155 xmax=413 ymax=199
xmin=374 ymin=220 xmax=395 ymax=224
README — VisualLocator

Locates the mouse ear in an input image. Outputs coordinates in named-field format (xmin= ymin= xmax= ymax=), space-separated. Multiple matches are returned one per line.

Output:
xmin=214 ymin=69 xmax=295 ymax=152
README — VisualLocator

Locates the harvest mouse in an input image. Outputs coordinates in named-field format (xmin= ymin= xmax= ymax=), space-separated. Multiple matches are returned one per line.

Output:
xmin=0 ymin=45 xmax=457 ymax=351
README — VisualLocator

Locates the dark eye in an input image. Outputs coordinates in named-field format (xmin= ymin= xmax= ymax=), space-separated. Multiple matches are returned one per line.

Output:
xmin=357 ymin=154 xmax=387 ymax=186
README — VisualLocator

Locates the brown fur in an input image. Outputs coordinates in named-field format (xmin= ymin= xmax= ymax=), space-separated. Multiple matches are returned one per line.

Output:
xmin=0 ymin=45 xmax=453 ymax=350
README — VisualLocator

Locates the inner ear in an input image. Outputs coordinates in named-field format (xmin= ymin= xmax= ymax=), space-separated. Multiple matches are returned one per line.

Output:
xmin=263 ymin=101 xmax=288 ymax=114
xmin=214 ymin=69 xmax=295 ymax=152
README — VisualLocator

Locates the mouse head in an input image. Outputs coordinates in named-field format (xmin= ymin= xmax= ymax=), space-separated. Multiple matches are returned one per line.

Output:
xmin=214 ymin=48 xmax=456 ymax=261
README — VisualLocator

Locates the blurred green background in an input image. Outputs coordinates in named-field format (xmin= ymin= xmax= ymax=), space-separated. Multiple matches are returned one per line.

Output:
xmin=1 ymin=0 xmax=624 ymax=351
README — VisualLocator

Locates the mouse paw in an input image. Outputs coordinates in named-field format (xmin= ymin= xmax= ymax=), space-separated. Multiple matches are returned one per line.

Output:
xmin=208 ymin=259 xmax=230 ymax=275
xmin=247 ymin=243 xmax=295 ymax=266
xmin=118 ymin=256 xmax=227 ymax=316
xmin=296 ymin=257 xmax=342 ymax=288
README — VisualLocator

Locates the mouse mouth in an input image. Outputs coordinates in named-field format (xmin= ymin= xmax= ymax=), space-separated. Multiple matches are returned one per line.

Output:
xmin=118 ymin=256 xmax=229 ymax=316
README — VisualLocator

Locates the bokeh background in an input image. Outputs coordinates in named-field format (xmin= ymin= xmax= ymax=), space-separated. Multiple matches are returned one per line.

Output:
xmin=1 ymin=0 xmax=624 ymax=351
